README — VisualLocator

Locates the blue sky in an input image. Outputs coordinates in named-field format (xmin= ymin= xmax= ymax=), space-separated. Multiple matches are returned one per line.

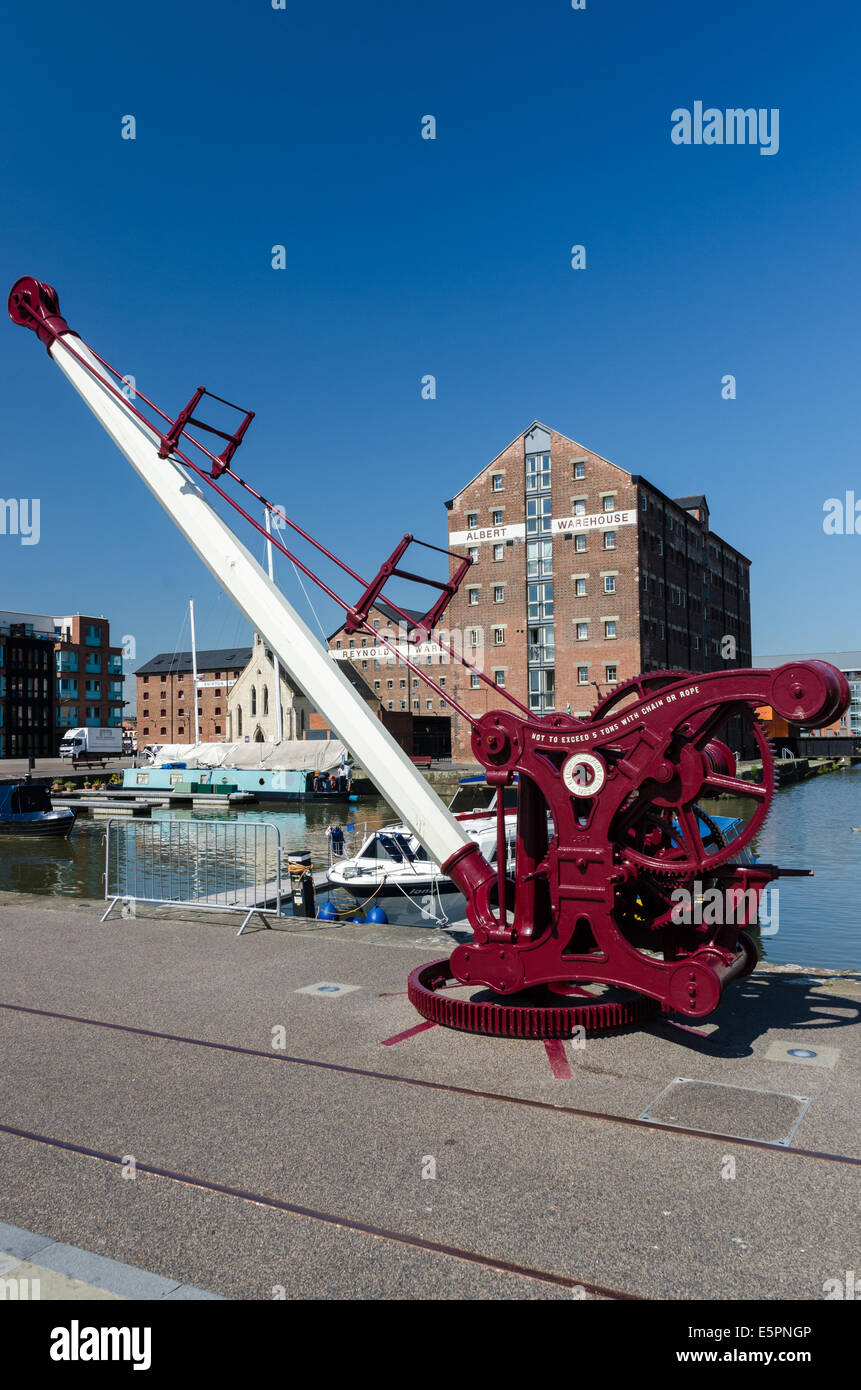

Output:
xmin=1 ymin=0 xmax=858 ymax=707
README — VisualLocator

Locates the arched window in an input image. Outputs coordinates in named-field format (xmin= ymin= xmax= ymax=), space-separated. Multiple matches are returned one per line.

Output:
xmin=263 ymin=686 xmax=269 ymax=716
xmin=251 ymin=686 xmax=257 ymax=716
xmin=237 ymin=706 xmax=243 ymax=735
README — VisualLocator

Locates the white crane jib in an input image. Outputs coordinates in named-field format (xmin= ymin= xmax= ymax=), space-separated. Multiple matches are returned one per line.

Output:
xmin=9 ymin=277 xmax=469 ymax=869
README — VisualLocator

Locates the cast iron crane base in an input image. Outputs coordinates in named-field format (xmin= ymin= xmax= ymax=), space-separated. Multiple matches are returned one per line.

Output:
xmin=408 ymin=959 xmax=661 ymax=1037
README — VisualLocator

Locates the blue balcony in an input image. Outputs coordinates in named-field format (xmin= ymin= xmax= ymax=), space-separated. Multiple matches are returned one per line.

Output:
xmin=108 ymin=655 xmax=123 ymax=674
xmin=85 ymin=654 xmax=101 ymax=674
xmin=57 ymin=679 xmax=79 ymax=698
xmin=57 ymin=652 xmax=79 ymax=673
xmin=85 ymin=626 xmax=102 ymax=647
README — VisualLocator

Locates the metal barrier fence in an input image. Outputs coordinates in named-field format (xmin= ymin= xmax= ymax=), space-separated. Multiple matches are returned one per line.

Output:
xmin=102 ymin=818 xmax=282 ymax=934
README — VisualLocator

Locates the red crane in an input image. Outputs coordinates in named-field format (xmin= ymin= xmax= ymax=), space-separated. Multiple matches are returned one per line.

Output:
xmin=10 ymin=276 xmax=849 ymax=1036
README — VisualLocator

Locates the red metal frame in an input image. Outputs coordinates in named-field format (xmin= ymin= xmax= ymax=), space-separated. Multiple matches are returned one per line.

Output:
xmin=156 ymin=386 xmax=255 ymax=476
xmin=434 ymin=662 xmax=848 ymax=1023
xmin=343 ymin=534 xmax=473 ymax=643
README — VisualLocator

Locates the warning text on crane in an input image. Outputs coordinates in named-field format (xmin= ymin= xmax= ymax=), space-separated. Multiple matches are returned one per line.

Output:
xmin=528 ymin=685 xmax=702 ymax=747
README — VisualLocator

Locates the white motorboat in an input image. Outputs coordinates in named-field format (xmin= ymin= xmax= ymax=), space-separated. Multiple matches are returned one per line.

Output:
xmin=325 ymin=776 xmax=517 ymax=925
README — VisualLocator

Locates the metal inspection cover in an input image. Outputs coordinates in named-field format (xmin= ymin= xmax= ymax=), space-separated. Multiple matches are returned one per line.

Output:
xmin=639 ymin=1077 xmax=811 ymax=1147
xmin=764 ymin=1041 xmax=839 ymax=1069
xmin=293 ymin=982 xmax=361 ymax=999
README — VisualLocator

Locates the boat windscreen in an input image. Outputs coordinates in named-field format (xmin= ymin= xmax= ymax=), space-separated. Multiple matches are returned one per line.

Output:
xmin=12 ymin=786 xmax=53 ymax=814
xmin=448 ymin=784 xmax=495 ymax=814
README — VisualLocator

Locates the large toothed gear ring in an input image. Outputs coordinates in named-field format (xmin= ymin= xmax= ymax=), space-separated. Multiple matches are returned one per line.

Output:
xmin=408 ymin=960 xmax=661 ymax=1037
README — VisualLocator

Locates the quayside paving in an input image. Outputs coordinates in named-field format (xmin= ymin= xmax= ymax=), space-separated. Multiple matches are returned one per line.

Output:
xmin=0 ymin=896 xmax=858 ymax=1300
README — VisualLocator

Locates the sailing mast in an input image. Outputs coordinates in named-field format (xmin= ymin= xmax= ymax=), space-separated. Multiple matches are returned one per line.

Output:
xmin=189 ymin=596 xmax=200 ymax=746
xmin=264 ymin=510 xmax=284 ymax=743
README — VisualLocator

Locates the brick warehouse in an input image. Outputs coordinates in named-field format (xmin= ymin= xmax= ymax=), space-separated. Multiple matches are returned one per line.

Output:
xmin=444 ymin=422 xmax=752 ymax=761
xmin=135 ymin=647 xmax=251 ymax=744
xmin=326 ymin=600 xmax=453 ymax=759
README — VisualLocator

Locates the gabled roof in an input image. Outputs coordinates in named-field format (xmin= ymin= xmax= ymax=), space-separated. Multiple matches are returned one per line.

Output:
xmin=446 ymin=420 xmax=632 ymax=505
xmin=135 ymin=648 xmax=252 ymax=676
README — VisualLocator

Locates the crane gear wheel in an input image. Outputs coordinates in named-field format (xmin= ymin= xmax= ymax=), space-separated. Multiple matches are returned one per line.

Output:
xmin=408 ymin=960 xmax=661 ymax=1037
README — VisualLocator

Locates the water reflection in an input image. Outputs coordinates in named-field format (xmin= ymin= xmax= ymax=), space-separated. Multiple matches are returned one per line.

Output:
xmin=1 ymin=772 xmax=858 ymax=969
xmin=0 ymin=798 xmax=396 ymax=902
xmin=699 ymin=765 xmax=861 ymax=970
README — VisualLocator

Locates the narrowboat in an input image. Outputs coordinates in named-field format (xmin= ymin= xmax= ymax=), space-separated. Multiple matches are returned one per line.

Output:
xmin=0 ymin=782 xmax=77 ymax=837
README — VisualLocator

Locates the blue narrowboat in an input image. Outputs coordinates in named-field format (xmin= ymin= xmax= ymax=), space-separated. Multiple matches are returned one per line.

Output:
xmin=0 ymin=783 xmax=77 ymax=838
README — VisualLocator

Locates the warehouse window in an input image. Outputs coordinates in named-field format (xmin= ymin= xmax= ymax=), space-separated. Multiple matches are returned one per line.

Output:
xmin=527 ymin=582 xmax=554 ymax=622
xmin=527 ymin=539 xmax=552 ymax=578
xmin=525 ymin=452 xmax=551 ymax=492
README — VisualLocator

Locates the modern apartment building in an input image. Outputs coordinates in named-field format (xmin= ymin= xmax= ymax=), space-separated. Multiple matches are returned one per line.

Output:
xmin=135 ymin=647 xmax=251 ymax=744
xmin=0 ymin=609 xmax=125 ymax=758
xmin=0 ymin=611 xmax=55 ymax=759
xmin=54 ymin=614 xmax=125 ymax=739
xmin=444 ymin=422 xmax=752 ymax=760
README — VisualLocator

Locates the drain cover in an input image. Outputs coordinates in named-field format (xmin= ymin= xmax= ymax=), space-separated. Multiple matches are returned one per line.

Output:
xmin=639 ymin=1077 xmax=811 ymax=1147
